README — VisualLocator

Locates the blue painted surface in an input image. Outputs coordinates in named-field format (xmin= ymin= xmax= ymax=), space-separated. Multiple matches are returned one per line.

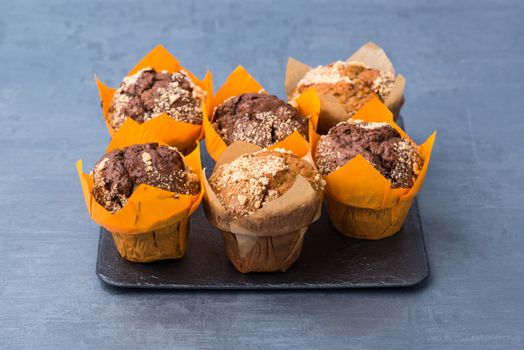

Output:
xmin=1 ymin=0 xmax=523 ymax=348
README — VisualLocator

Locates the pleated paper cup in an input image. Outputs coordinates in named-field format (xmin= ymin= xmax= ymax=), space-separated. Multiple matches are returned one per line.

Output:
xmin=286 ymin=41 xmax=405 ymax=134
xmin=203 ymin=137 xmax=323 ymax=273
xmin=324 ymin=197 xmax=414 ymax=240
xmin=77 ymin=118 xmax=204 ymax=262
xmin=312 ymin=97 xmax=436 ymax=240
xmin=96 ymin=44 xmax=213 ymax=151
xmin=203 ymin=65 xmax=320 ymax=160
xmin=111 ymin=217 xmax=190 ymax=262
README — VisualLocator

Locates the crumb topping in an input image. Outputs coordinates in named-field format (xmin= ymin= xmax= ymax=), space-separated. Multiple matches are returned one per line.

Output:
xmin=348 ymin=119 xmax=389 ymax=129
xmin=315 ymin=120 xmax=422 ymax=188
xmin=209 ymin=149 xmax=324 ymax=218
xmin=291 ymin=61 xmax=395 ymax=118
xmin=296 ymin=60 xmax=357 ymax=86
xmin=91 ymin=143 xmax=200 ymax=213
xmin=212 ymin=93 xmax=308 ymax=148
xmin=109 ymin=68 xmax=206 ymax=130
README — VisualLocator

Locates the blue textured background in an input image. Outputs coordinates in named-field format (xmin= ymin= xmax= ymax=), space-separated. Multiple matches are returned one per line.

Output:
xmin=1 ymin=0 xmax=523 ymax=348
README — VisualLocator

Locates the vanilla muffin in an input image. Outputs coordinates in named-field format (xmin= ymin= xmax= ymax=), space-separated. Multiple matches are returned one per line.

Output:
xmin=212 ymin=93 xmax=308 ymax=148
xmin=290 ymin=61 xmax=394 ymax=119
xmin=315 ymin=120 xmax=422 ymax=188
xmin=92 ymin=143 xmax=200 ymax=213
xmin=108 ymin=68 xmax=206 ymax=131
xmin=209 ymin=149 xmax=324 ymax=218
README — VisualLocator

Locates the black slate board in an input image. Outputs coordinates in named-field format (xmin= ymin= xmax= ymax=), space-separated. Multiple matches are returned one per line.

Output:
xmin=96 ymin=116 xmax=430 ymax=289
xmin=97 ymin=201 xmax=429 ymax=289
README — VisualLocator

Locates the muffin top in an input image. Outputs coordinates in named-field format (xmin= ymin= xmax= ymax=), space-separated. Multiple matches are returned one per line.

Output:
xmin=108 ymin=68 xmax=206 ymax=131
xmin=92 ymin=143 xmax=200 ymax=213
xmin=212 ymin=93 xmax=308 ymax=148
xmin=291 ymin=61 xmax=394 ymax=118
xmin=209 ymin=149 xmax=324 ymax=218
xmin=315 ymin=120 xmax=422 ymax=188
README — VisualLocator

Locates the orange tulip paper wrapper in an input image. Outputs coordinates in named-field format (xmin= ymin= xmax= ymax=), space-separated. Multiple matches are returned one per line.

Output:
xmin=77 ymin=119 xmax=205 ymax=262
xmin=285 ymin=41 xmax=406 ymax=134
xmin=96 ymin=45 xmax=213 ymax=151
xmin=313 ymin=97 xmax=436 ymax=240
xmin=203 ymin=65 xmax=320 ymax=160
xmin=203 ymin=135 xmax=322 ymax=273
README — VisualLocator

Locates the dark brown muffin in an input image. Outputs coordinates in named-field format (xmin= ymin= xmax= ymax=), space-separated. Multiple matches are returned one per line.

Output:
xmin=315 ymin=120 xmax=422 ymax=188
xmin=212 ymin=93 xmax=308 ymax=148
xmin=290 ymin=61 xmax=394 ymax=118
xmin=92 ymin=143 xmax=200 ymax=213
xmin=209 ymin=149 xmax=324 ymax=218
xmin=108 ymin=68 xmax=206 ymax=131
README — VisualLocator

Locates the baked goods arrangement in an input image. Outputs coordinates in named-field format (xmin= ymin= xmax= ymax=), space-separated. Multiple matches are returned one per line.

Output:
xmin=78 ymin=42 xmax=435 ymax=273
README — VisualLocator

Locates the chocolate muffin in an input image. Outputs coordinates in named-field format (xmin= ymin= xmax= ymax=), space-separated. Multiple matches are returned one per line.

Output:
xmin=209 ymin=149 xmax=324 ymax=218
xmin=92 ymin=143 xmax=200 ymax=213
xmin=108 ymin=68 xmax=206 ymax=131
xmin=290 ymin=61 xmax=394 ymax=118
xmin=212 ymin=93 xmax=308 ymax=148
xmin=315 ymin=120 xmax=422 ymax=188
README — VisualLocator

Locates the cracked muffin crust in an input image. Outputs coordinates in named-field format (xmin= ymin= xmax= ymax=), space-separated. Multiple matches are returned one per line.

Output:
xmin=314 ymin=120 xmax=422 ymax=188
xmin=91 ymin=143 xmax=200 ymax=213
xmin=108 ymin=68 xmax=206 ymax=131
xmin=211 ymin=93 xmax=308 ymax=148
xmin=290 ymin=61 xmax=394 ymax=118
xmin=209 ymin=149 xmax=324 ymax=218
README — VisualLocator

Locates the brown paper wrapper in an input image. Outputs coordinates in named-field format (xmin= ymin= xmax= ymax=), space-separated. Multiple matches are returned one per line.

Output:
xmin=220 ymin=226 xmax=307 ymax=273
xmin=96 ymin=44 xmax=213 ymax=151
xmin=77 ymin=118 xmax=205 ymax=262
xmin=204 ymin=65 xmax=320 ymax=160
xmin=285 ymin=41 xmax=405 ymax=134
xmin=203 ymin=136 xmax=322 ymax=273
xmin=311 ymin=97 xmax=436 ymax=240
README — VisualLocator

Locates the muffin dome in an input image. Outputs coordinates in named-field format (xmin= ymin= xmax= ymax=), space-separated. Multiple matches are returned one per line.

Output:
xmin=92 ymin=143 xmax=200 ymax=213
xmin=212 ymin=93 xmax=308 ymax=148
xmin=108 ymin=68 xmax=206 ymax=131
xmin=291 ymin=61 xmax=394 ymax=118
xmin=315 ymin=120 xmax=422 ymax=188
xmin=209 ymin=149 xmax=324 ymax=218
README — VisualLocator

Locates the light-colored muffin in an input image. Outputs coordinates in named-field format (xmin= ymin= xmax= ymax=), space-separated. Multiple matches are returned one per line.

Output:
xmin=291 ymin=61 xmax=394 ymax=119
xmin=205 ymin=147 xmax=324 ymax=273
xmin=209 ymin=149 xmax=324 ymax=217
